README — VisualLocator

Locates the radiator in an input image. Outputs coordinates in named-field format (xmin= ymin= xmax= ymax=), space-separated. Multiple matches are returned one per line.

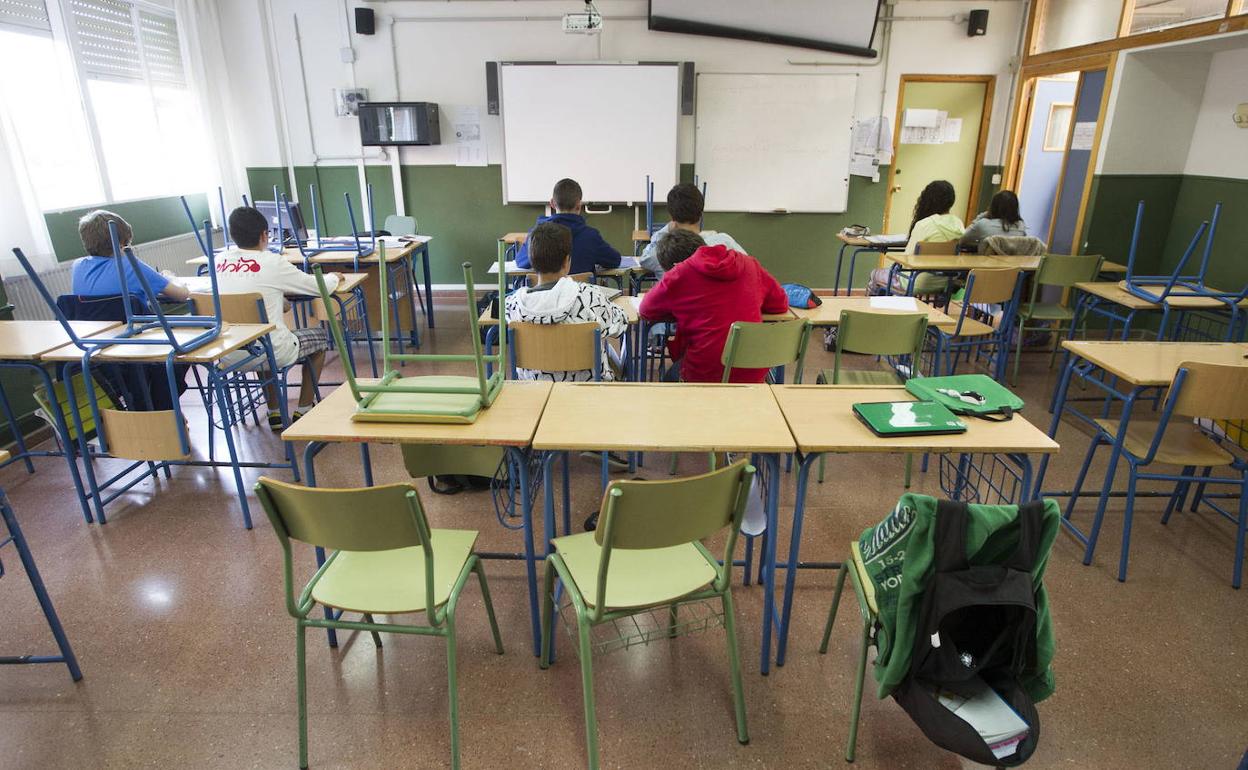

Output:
xmin=6 ymin=230 xmax=216 ymax=320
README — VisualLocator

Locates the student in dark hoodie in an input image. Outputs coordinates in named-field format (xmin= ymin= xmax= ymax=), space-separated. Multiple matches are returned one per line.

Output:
xmin=639 ymin=229 xmax=789 ymax=383
xmin=515 ymin=178 xmax=622 ymax=274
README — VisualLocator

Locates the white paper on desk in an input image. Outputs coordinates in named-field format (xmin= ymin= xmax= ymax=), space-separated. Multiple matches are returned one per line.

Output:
xmin=617 ymin=255 xmax=640 ymax=269
xmin=405 ymin=234 xmax=432 ymax=244
xmin=378 ymin=235 xmax=408 ymax=247
xmin=628 ymin=295 xmax=642 ymax=311
xmin=870 ymin=296 xmax=918 ymax=311
xmin=488 ymin=260 xmax=525 ymax=274
xmin=864 ymin=233 xmax=908 ymax=246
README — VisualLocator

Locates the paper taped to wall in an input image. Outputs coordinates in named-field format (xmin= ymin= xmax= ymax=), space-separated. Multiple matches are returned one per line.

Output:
xmin=1069 ymin=121 xmax=1097 ymax=151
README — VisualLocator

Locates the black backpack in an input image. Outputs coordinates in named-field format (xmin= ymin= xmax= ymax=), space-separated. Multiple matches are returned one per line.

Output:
xmin=893 ymin=499 xmax=1045 ymax=767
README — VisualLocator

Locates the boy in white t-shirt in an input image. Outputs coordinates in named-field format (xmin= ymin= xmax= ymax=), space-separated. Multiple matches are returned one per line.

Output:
xmin=214 ymin=206 xmax=343 ymax=429
xmin=639 ymin=183 xmax=743 ymax=280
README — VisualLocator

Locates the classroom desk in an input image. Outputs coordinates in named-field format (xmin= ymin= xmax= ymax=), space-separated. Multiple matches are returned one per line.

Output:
xmin=769 ymin=384 xmax=1058 ymax=671
xmin=532 ymin=381 xmax=795 ymax=673
xmin=282 ymin=379 xmax=554 ymax=655
xmin=42 ymin=323 xmax=291 ymax=528
xmin=0 ymin=320 xmax=122 ymax=523
xmin=1070 ymin=281 xmax=1248 ymax=342
xmin=183 ymin=272 xmax=376 ymax=377
xmin=833 ymin=233 xmax=906 ymax=296
xmin=789 ymin=296 xmax=957 ymax=330
xmin=1036 ymin=340 xmax=1248 ymax=517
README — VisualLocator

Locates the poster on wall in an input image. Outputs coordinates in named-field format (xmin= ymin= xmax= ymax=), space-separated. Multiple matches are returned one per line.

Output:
xmin=1069 ymin=121 xmax=1097 ymax=151
xmin=454 ymin=106 xmax=486 ymax=167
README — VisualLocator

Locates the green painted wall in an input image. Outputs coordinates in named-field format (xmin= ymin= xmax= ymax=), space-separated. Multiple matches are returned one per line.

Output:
xmin=45 ymin=194 xmax=211 ymax=262
xmin=1159 ymin=175 xmax=1248 ymax=290
xmin=1080 ymin=174 xmax=1183 ymax=273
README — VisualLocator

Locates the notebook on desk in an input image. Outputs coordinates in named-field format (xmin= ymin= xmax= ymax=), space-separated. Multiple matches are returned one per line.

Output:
xmin=852 ymin=400 xmax=967 ymax=437
xmin=865 ymin=233 xmax=908 ymax=246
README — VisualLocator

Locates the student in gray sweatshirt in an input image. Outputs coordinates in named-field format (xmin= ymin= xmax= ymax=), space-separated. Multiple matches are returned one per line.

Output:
xmin=639 ymin=183 xmax=743 ymax=279
xmin=960 ymin=190 xmax=1028 ymax=252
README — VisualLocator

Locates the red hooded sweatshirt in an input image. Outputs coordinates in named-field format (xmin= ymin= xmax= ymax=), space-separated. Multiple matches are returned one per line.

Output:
xmin=638 ymin=244 xmax=789 ymax=383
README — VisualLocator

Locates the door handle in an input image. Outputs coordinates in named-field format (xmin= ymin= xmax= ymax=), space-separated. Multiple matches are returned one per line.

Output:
xmin=891 ymin=186 xmax=902 ymax=193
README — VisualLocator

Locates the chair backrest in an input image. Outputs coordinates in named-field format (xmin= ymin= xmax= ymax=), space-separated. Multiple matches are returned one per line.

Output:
xmin=191 ymin=292 xmax=265 ymax=324
xmin=720 ymin=319 xmax=811 ymax=383
xmin=1034 ymin=254 xmax=1104 ymax=291
xmin=963 ymin=268 xmax=1021 ymax=305
xmin=526 ymin=272 xmax=593 ymax=287
xmin=594 ymin=461 xmax=755 ymax=603
xmin=914 ymin=240 xmax=959 ymax=256
xmin=834 ymin=310 xmax=928 ymax=382
xmin=510 ymin=322 xmax=600 ymax=375
xmin=980 ymin=235 xmax=1046 ymax=256
xmin=382 ymin=215 xmax=417 ymax=237
xmin=256 ymin=477 xmax=427 ymax=552
xmin=1168 ymin=362 xmax=1248 ymax=420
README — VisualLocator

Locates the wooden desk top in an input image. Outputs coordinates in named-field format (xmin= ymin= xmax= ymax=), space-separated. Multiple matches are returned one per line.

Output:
xmin=533 ymin=382 xmax=795 ymax=453
xmin=0 ymin=320 xmax=121 ymax=361
xmin=281 ymin=380 xmax=552 ymax=447
xmin=772 ymin=385 xmax=1059 ymax=455
xmin=500 ymin=232 xmax=528 ymax=244
xmin=1074 ymin=281 xmax=1248 ymax=310
xmin=886 ymin=253 xmax=1011 ymax=271
xmin=631 ymin=229 xmax=651 ymax=243
xmin=1100 ymin=260 xmax=1127 ymax=274
xmin=790 ymin=297 xmax=956 ymax=329
xmin=187 ymin=243 xmax=413 ymax=269
xmin=1061 ymin=340 xmax=1248 ymax=387
xmin=984 ymin=255 xmax=1043 ymax=271
xmin=183 ymin=272 xmax=368 ymax=297
xmin=479 ymin=294 xmax=639 ymax=328
xmin=41 ymin=323 xmax=274 ymax=364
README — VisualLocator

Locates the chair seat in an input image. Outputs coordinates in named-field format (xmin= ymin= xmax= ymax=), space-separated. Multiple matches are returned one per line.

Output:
xmin=940 ymin=310 xmax=997 ymax=338
xmin=553 ymin=531 xmax=717 ymax=609
xmin=1093 ymin=419 xmax=1234 ymax=468
xmin=818 ymin=368 xmax=903 ymax=386
xmin=355 ymin=376 xmax=485 ymax=424
xmin=311 ymin=529 xmax=478 ymax=614
xmin=1019 ymin=302 xmax=1073 ymax=322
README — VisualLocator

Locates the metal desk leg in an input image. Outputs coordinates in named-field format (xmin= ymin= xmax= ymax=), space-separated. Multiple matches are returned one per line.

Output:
xmin=0 ymin=385 xmax=34 ymax=475
xmin=833 ymin=242 xmax=850 ymax=297
xmin=0 ymin=492 xmax=82 ymax=681
xmin=419 ymin=243 xmax=435 ymax=328
xmin=775 ymin=451 xmax=819 ymax=667
xmin=1080 ymin=390 xmax=1139 ymax=568
xmin=757 ymin=453 xmax=782 ymax=675
xmin=207 ymin=363 xmax=253 ymax=530
xmin=1035 ymin=351 xmax=1077 ymax=497
xmin=59 ymin=362 xmax=106 ymax=525
xmin=514 ymin=445 xmax=542 ymax=656
xmin=401 ymin=255 xmax=421 ymax=347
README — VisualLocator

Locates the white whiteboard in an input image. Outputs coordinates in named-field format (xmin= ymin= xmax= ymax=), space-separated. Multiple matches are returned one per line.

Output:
xmin=694 ymin=73 xmax=858 ymax=213
xmin=500 ymin=64 xmax=679 ymax=204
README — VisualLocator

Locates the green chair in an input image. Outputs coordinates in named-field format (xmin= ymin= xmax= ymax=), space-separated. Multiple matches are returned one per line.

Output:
xmin=313 ymin=248 xmax=505 ymax=424
xmin=1010 ymin=253 xmax=1103 ymax=385
xmin=720 ymin=318 xmax=811 ymax=384
xmin=540 ymin=461 xmax=755 ymax=769
xmin=382 ymin=214 xmax=417 ymax=236
xmin=815 ymin=310 xmax=929 ymax=484
xmin=817 ymin=540 xmax=881 ymax=763
xmin=256 ymin=477 xmax=504 ymax=770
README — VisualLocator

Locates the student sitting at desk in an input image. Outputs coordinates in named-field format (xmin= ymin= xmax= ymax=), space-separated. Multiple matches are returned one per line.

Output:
xmin=214 ymin=206 xmax=344 ymax=429
xmin=960 ymin=190 xmax=1027 ymax=252
xmin=515 ymin=178 xmax=622 ymax=274
xmin=639 ymin=182 xmax=744 ymax=280
xmin=71 ymin=210 xmax=191 ymax=303
xmin=867 ymin=179 xmax=965 ymax=296
xmin=639 ymin=230 xmax=788 ymax=383
xmin=505 ymin=222 xmax=628 ymax=382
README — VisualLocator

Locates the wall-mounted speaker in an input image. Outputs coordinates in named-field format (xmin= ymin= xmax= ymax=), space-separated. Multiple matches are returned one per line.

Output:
xmin=967 ymin=9 xmax=988 ymax=37
xmin=680 ymin=61 xmax=695 ymax=115
xmin=486 ymin=61 xmax=500 ymax=115
xmin=355 ymin=7 xmax=375 ymax=36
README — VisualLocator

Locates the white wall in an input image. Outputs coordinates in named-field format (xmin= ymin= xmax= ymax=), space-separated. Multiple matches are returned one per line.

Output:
xmin=226 ymin=0 xmax=1025 ymax=171
xmin=1184 ymin=46 xmax=1248 ymax=179
xmin=1098 ymin=49 xmax=1211 ymax=174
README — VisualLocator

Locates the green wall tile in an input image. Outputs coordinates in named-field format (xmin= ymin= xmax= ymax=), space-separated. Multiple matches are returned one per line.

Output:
xmin=45 ymin=194 xmax=211 ymax=262
xmin=1160 ymin=175 xmax=1248 ymax=291
xmin=1081 ymin=174 xmax=1183 ymax=273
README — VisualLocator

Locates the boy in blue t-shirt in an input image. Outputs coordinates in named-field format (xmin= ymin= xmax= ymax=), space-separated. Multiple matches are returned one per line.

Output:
xmin=71 ymin=210 xmax=190 ymax=303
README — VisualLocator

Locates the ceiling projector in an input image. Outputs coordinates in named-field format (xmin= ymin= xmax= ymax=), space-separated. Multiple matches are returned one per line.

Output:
xmin=563 ymin=2 xmax=603 ymax=34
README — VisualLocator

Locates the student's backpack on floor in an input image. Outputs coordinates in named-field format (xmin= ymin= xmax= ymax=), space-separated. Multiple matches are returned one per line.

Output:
xmin=891 ymin=499 xmax=1045 ymax=766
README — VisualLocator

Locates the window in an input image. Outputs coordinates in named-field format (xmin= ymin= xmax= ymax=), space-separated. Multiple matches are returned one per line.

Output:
xmin=67 ymin=0 xmax=209 ymax=202
xmin=1126 ymin=0 xmax=1230 ymax=34
xmin=0 ymin=4 xmax=103 ymax=209
xmin=1034 ymin=0 xmax=1124 ymax=53
xmin=1043 ymin=103 xmax=1074 ymax=151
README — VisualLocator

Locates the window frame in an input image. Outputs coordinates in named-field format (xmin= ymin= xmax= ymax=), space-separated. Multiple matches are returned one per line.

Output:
xmin=1026 ymin=0 xmax=1246 ymax=64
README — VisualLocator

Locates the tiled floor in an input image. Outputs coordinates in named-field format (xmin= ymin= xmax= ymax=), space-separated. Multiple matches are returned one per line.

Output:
xmin=0 ymin=300 xmax=1244 ymax=769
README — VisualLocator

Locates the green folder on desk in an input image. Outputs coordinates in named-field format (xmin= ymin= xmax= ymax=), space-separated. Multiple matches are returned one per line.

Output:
xmin=852 ymin=400 xmax=968 ymax=437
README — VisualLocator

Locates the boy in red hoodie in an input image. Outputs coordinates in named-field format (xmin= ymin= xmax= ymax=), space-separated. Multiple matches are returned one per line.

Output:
xmin=639 ymin=229 xmax=789 ymax=383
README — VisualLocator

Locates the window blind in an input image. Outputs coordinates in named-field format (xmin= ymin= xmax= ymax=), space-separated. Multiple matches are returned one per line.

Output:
xmin=0 ymin=0 xmax=50 ymax=33
xmin=68 ymin=0 xmax=142 ymax=79
xmin=137 ymin=9 xmax=183 ymax=85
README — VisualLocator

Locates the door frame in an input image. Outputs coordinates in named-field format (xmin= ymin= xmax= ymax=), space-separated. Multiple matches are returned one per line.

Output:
xmin=882 ymin=74 xmax=996 ymax=233
xmin=1012 ymin=73 xmax=1079 ymax=240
